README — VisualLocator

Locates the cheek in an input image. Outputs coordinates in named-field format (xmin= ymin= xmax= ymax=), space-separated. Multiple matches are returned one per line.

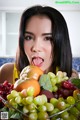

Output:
xmin=47 ymin=45 xmax=53 ymax=62
xmin=46 ymin=45 xmax=52 ymax=56
xmin=24 ymin=42 xmax=30 ymax=54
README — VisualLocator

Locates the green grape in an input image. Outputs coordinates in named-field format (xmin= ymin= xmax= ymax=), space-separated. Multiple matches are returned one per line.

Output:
xmin=15 ymin=95 xmax=22 ymax=104
xmin=58 ymin=97 xmax=64 ymax=102
xmin=27 ymin=86 xmax=35 ymax=96
xmin=49 ymin=108 xmax=60 ymax=116
xmin=63 ymin=72 xmax=67 ymax=77
xmin=62 ymin=76 xmax=68 ymax=81
xmin=69 ymin=107 xmax=80 ymax=117
xmin=60 ymin=111 xmax=70 ymax=120
xmin=23 ymin=106 xmax=29 ymax=113
xmin=29 ymin=112 xmax=38 ymax=120
xmin=50 ymin=78 xmax=57 ymax=86
xmin=56 ymin=71 xmax=68 ymax=83
xmin=30 ymin=109 xmax=37 ymax=113
xmin=38 ymin=105 xmax=47 ymax=111
xmin=42 ymin=94 xmax=48 ymax=103
xmin=66 ymin=96 xmax=75 ymax=105
xmin=9 ymin=98 xmax=18 ymax=108
xmin=65 ymin=103 xmax=70 ymax=108
xmin=52 ymin=85 xmax=58 ymax=92
xmin=7 ymin=94 xmax=13 ymax=101
xmin=22 ymin=98 xmax=27 ymax=105
xmin=9 ymin=98 xmax=15 ymax=105
xmin=45 ymin=102 xmax=54 ymax=112
xmin=33 ymin=95 xmax=47 ymax=105
xmin=28 ymin=103 xmax=37 ymax=111
xmin=57 ymin=101 xmax=66 ymax=110
xmin=69 ymin=114 xmax=76 ymax=120
xmin=56 ymin=77 xmax=62 ymax=83
xmin=33 ymin=96 xmax=43 ymax=105
xmin=38 ymin=111 xmax=49 ymax=120
xmin=56 ymin=71 xmax=64 ymax=78
xmin=76 ymin=102 xmax=80 ymax=110
xmin=48 ymin=72 xmax=56 ymax=79
xmin=50 ymin=98 xmax=58 ymax=107
xmin=73 ymin=89 xmax=80 ymax=101
xmin=25 ymin=96 xmax=33 ymax=104
xmin=11 ymin=90 xmax=19 ymax=97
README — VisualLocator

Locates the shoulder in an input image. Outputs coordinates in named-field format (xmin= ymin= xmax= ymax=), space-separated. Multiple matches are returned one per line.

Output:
xmin=0 ymin=63 xmax=14 ymax=83
xmin=0 ymin=63 xmax=14 ymax=72
xmin=71 ymin=69 xmax=79 ymax=78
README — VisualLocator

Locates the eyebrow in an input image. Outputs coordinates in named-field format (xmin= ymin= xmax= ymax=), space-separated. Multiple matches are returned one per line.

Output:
xmin=25 ymin=31 xmax=52 ymax=36
xmin=42 ymin=33 xmax=52 ymax=36
xmin=25 ymin=31 xmax=33 ymax=35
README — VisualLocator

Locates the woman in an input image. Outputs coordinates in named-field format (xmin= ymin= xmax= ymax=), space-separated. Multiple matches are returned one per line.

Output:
xmin=0 ymin=5 xmax=78 ymax=83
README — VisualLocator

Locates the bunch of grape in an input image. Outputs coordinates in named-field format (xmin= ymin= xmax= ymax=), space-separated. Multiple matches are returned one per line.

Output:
xmin=6 ymin=88 xmax=80 ymax=120
xmin=49 ymin=89 xmax=80 ymax=120
xmin=48 ymin=71 xmax=69 ymax=92
xmin=0 ymin=80 xmax=13 ymax=107
xmin=53 ymin=80 xmax=77 ymax=99
xmin=45 ymin=71 xmax=77 ymax=99
xmin=7 ymin=89 xmax=52 ymax=120
xmin=39 ymin=71 xmax=69 ymax=98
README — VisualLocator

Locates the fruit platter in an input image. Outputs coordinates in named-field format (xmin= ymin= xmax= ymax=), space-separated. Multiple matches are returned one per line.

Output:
xmin=0 ymin=65 xmax=80 ymax=120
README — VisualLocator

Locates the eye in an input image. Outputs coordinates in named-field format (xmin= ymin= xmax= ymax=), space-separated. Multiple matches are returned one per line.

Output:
xmin=24 ymin=35 xmax=33 ymax=40
xmin=45 ymin=36 xmax=53 ymax=41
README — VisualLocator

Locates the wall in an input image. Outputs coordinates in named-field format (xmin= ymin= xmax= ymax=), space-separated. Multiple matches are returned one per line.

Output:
xmin=60 ymin=10 xmax=80 ymax=57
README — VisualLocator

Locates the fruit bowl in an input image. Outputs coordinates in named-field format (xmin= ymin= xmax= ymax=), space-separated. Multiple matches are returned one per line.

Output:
xmin=0 ymin=93 xmax=80 ymax=120
xmin=0 ymin=68 xmax=80 ymax=120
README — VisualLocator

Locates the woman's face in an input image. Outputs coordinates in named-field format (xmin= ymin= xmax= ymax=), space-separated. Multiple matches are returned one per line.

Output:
xmin=24 ymin=15 xmax=53 ymax=73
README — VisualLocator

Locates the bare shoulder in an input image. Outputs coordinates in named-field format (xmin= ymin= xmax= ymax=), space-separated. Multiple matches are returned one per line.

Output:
xmin=0 ymin=63 xmax=14 ymax=83
xmin=0 ymin=62 xmax=14 ymax=70
xmin=71 ymin=69 xmax=79 ymax=78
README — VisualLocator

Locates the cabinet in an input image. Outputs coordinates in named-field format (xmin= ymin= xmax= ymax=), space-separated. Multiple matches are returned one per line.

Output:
xmin=0 ymin=11 xmax=21 ymax=57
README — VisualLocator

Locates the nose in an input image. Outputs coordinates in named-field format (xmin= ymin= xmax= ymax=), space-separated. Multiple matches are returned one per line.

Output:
xmin=31 ymin=39 xmax=41 ymax=52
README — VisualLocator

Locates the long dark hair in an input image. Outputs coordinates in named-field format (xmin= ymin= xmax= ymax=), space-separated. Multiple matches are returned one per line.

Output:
xmin=17 ymin=5 xmax=72 ymax=77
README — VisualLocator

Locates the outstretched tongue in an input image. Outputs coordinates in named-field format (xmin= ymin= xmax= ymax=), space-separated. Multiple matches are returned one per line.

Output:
xmin=32 ymin=57 xmax=43 ymax=66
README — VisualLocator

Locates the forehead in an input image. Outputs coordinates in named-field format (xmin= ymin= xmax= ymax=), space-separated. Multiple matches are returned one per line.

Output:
xmin=27 ymin=14 xmax=50 ymax=20
xmin=25 ymin=15 xmax=52 ymax=32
